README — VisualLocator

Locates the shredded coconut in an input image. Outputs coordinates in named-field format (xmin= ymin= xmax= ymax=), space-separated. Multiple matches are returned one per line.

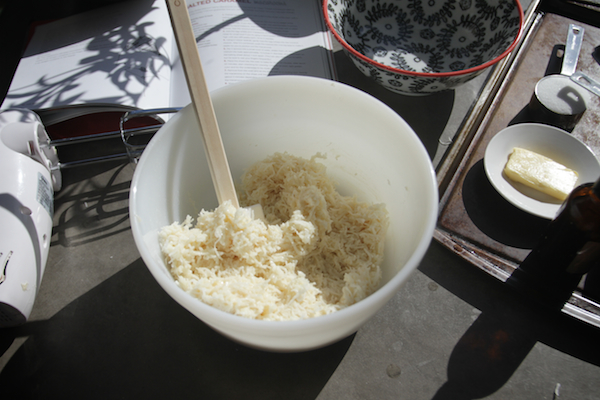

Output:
xmin=159 ymin=153 xmax=388 ymax=321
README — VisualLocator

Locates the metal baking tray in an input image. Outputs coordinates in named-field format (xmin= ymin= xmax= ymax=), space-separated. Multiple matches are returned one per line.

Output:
xmin=435 ymin=0 xmax=600 ymax=327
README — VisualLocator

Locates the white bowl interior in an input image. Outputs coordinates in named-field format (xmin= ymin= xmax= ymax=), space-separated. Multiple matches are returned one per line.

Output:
xmin=130 ymin=76 xmax=438 ymax=351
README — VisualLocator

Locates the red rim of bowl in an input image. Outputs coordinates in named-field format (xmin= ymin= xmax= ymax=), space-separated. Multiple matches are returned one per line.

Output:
xmin=322 ymin=0 xmax=524 ymax=78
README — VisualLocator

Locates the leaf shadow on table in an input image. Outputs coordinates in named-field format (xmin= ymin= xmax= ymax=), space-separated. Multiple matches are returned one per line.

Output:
xmin=51 ymin=161 xmax=134 ymax=248
xmin=0 ymin=258 xmax=353 ymax=400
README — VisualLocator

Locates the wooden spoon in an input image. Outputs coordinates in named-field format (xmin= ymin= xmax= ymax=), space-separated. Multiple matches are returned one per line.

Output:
xmin=166 ymin=0 xmax=263 ymax=219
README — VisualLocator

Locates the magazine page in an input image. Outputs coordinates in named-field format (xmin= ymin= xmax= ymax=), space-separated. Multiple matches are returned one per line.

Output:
xmin=2 ymin=0 xmax=335 ymax=116
xmin=1 ymin=0 xmax=174 ymax=114
xmin=169 ymin=0 xmax=335 ymax=108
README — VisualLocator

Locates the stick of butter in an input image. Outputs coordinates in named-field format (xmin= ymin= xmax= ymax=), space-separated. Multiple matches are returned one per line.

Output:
xmin=503 ymin=147 xmax=578 ymax=201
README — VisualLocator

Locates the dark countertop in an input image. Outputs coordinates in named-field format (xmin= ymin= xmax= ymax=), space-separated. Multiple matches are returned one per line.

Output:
xmin=1 ymin=1 xmax=599 ymax=399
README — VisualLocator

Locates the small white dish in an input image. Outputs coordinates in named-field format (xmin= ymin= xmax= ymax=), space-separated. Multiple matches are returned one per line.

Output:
xmin=484 ymin=123 xmax=600 ymax=219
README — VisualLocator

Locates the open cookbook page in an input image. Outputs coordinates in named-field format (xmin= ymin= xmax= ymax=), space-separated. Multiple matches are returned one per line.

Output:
xmin=169 ymin=0 xmax=336 ymax=107
xmin=1 ymin=0 xmax=335 ymax=120
xmin=0 ymin=0 xmax=174 ymax=118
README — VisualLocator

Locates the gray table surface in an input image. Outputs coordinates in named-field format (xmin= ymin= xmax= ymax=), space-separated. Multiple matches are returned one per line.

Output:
xmin=1 ymin=1 xmax=599 ymax=399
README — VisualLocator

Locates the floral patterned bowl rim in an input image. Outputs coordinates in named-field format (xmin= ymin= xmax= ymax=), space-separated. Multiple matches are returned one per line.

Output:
xmin=322 ymin=0 xmax=525 ymax=78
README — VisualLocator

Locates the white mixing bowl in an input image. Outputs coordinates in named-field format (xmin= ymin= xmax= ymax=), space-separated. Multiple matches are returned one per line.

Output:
xmin=129 ymin=76 xmax=438 ymax=351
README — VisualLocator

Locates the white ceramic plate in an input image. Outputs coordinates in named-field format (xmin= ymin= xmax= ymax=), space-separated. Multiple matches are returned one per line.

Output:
xmin=484 ymin=123 xmax=600 ymax=219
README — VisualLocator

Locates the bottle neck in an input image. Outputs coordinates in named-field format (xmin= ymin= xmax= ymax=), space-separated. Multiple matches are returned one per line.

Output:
xmin=593 ymin=177 xmax=600 ymax=198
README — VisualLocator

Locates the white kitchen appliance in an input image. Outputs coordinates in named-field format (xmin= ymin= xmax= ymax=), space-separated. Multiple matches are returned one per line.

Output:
xmin=0 ymin=107 xmax=173 ymax=328
xmin=0 ymin=109 xmax=60 ymax=327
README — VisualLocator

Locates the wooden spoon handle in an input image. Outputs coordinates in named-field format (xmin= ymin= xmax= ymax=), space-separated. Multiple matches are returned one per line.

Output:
xmin=167 ymin=0 xmax=239 ymax=207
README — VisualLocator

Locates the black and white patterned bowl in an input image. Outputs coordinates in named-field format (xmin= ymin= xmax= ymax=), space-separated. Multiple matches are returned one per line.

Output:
xmin=324 ymin=0 xmax=523 ymax=95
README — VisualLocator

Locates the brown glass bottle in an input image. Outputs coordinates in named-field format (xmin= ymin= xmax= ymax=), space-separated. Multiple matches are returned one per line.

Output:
xmin=510 ymin=177 xmax=600 ymax=309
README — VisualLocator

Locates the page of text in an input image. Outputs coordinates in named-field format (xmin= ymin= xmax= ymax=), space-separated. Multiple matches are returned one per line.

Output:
xmin=169 ymin=0 xmax=334 ymax=107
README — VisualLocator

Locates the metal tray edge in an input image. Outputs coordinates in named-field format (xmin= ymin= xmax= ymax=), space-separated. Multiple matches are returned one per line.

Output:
xmin=433 ymin=0 xmax=600 ymax=329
